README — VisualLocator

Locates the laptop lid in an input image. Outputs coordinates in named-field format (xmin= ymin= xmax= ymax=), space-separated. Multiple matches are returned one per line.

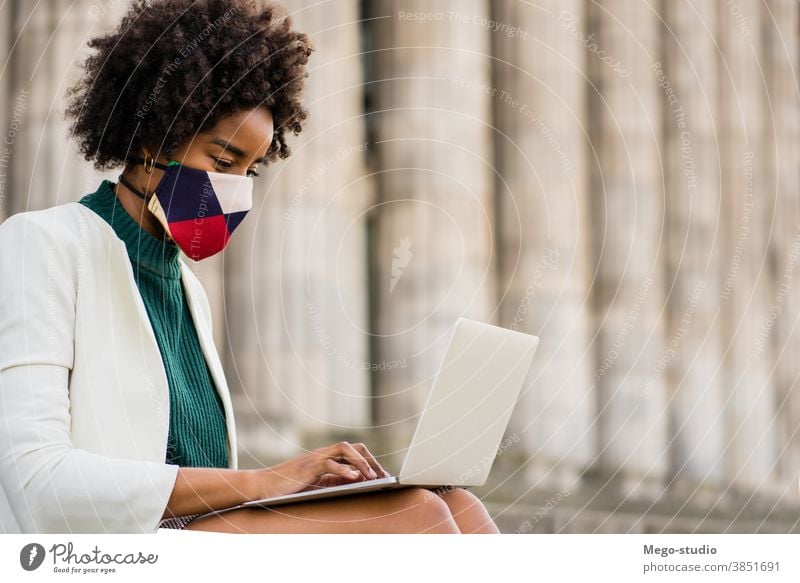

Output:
xmin=398 ymin=317 xmax=539 ymax=486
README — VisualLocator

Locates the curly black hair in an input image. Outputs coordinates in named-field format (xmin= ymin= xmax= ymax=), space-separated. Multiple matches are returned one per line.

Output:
xmin=66 ymin=0 xmax=313 ymax=170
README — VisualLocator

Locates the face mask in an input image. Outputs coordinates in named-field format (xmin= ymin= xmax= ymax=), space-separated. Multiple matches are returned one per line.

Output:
xmin=118 ymin=158 xmax=253 ymax=261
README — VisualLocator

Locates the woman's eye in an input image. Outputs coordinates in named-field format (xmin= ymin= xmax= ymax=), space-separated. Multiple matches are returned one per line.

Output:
xmin=214 ymin=158 xmax=258 ymax=177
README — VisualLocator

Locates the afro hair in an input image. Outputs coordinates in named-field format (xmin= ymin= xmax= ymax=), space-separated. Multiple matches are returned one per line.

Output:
xmin=66 ymin=0 xmax=314 ymax=170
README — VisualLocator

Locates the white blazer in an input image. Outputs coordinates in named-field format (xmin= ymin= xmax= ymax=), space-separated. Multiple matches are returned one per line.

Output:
xmin=0 ymin=201 xmax=238 ymax=533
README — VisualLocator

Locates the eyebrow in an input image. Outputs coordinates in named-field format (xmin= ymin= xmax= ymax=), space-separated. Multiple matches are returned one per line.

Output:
xmin=208 ymin=137 xmax=268 ymax=164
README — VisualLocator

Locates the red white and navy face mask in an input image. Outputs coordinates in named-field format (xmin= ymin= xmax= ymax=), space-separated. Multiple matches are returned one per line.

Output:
xmin=118 ymin=158 xmax=253 ymax=261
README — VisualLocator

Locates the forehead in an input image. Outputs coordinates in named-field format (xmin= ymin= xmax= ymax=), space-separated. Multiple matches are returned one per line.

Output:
xmin=207 ymin=107 xmax=274 ymax=148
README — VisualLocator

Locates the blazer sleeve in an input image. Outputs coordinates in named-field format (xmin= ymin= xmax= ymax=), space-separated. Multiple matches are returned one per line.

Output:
xmin=0 ymin=482 xmax=22 ymax=533
xmin=0 ymin=210 xmax=179 ymax=533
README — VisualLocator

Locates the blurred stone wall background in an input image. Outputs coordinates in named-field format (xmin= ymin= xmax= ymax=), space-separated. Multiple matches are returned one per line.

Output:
xmin=0 ymin=0 xmax=798 ymax=533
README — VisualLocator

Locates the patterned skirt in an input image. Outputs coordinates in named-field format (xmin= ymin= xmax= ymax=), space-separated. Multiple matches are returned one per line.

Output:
xmin=158 ymin=512 xmax=208 ymax=530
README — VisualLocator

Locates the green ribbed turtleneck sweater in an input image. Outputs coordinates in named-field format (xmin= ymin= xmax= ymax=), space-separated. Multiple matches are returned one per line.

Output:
xmin=79 ymin=179 xmax=229 ymax=469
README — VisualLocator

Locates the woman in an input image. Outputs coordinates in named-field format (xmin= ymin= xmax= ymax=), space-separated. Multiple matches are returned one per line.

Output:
xmin=0 ymin=0 xmax=499 ymax=534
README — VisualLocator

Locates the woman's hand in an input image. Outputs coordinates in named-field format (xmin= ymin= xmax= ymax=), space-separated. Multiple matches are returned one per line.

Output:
xmin=300 ymin=473 xmax=356 ymax=491
xmin=252 ymin=441 xmax=391 ymax=500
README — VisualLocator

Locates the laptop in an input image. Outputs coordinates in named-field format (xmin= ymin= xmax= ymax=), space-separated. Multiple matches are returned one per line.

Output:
xmin=227 ymin=317 xmax=539 ymax=511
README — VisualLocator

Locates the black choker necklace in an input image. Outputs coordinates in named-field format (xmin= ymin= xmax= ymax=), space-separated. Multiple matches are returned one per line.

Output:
xmin=117 ymin=174 xmax=150 ymax=202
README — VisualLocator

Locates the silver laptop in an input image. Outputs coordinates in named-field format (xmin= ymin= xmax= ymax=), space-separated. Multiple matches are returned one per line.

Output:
xmin=232 ymin=317 xmax=539 ymax=510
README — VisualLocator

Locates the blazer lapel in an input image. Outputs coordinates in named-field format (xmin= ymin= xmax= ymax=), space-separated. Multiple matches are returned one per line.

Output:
xmin=89 ymin=209 xmax=172 ymax=458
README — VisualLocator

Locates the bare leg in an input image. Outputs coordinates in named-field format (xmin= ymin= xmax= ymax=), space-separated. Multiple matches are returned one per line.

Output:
xmin=185 ymin=487 xmax=461 ymax=534
xmin=431 ymin=488 xmax=500 ymax=534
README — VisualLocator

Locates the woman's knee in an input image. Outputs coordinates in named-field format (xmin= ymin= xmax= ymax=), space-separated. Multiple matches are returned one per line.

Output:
xmin=433 ymin=487 xmax=499 ymax=533
xmin=436 ymin=486 xmax=482 ymax=508
xmin=390 ymin=487 xmax=460 ymax=533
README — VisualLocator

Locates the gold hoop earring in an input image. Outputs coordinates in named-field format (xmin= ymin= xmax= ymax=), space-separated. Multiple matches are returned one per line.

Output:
xmin=143 ymin=154 xmax=155 ymax=174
